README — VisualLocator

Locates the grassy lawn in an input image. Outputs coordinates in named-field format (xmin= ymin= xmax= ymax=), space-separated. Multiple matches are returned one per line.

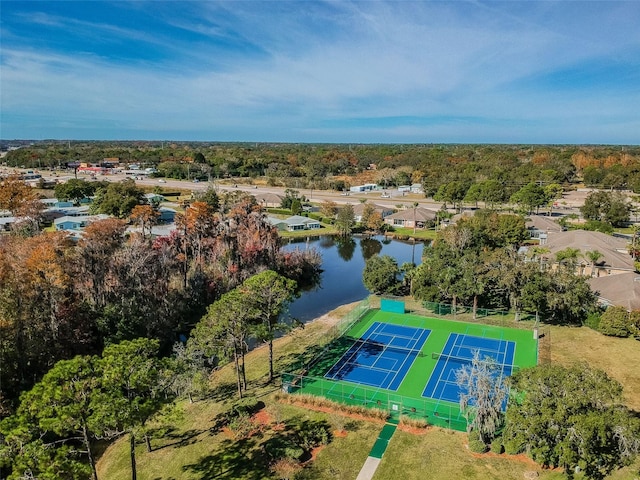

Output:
xmin=548 ymin=325 xmax=640 ymax=410
xmin=613 ymin=226 xmax=638 ymax=235
xmin=279 ymin=224 xmax=339 ymax=238
xmin=375 ymin=428 xmax=564 ymax=480
xmin=386 ymin=227 xmax=437 ymax=241
xmin=96 ymin=303 xmax=640 ymax=480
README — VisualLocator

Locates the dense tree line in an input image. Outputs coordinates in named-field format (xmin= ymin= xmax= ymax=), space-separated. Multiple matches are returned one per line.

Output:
xmin=456 ymin=360 xmax=640 ymax=478
xmin=0 ymin=193 xmax=321 ymax=413
xmin=6 ymin=142 xmax=640 ymax=192
xmin=504 ymin=364 xmax=640 ymax=479
xmin=1 ymin=338 xmax=169 ymax=480
xmin=1 ymin=266 xmax=300 ymax=480
xmin=364 ymin=210 xmax=598 ymax=325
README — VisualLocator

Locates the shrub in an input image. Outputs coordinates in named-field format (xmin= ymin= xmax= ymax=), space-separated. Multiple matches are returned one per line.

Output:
xmin=270 ymin=458 xmax=303 ymax=480
xmin=328 ymin=412 xmax=347 ymax=432
xmin=399 ymin=415 xmax=430 ymax=430
xmin=490 ymin=439 xmax=505 ymax=454
xmin=297 ymin=424 xmax=331 ymax=450
xmin=583 ymin=220 xmax=614 ymax=234
xmin=227 ymin=411 xmax=254 ymax=439
xmin=275 ymin=392 xmax=389 ymax=422
xmin=584 ymin=312 xmax=601 ymax=331
xmin=267 ymin=208 xmax=293 ymax=215
xmin=265 ymin=434 xmax=305 ymax=461
xmin=599 ymin=306 xmax=632 ymax=337
xmin=284 ymin=446 xmax=305 ymax=461
xmin=215 ymin=398 xmax=265 ymax=436
xmin=468 ymin=429 xmax=488 ymax=453
xmin=503 ymin=437 xmax=523 ymax=455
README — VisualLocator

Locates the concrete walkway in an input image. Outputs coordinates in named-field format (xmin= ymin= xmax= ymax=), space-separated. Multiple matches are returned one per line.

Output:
xmin=356 ymin=457 xmax=382 ymax=480
xmin=355 ymin=420 xmax=398 ymax=480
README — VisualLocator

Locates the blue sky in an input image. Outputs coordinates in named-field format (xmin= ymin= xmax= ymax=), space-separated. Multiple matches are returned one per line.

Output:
xmin=1 ymin=1 xmax=639 ymax=144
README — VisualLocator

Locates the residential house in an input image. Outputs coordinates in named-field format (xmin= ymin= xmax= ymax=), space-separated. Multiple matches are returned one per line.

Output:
xmin=526 ymin=215 xmax=564 ymax=242
xmin=158 ymin=207 xmax=177 ymax=223
xmin=537 ymin=230 xmax=634 ymax=277
xmin=41 ymin=198 xmax=74 ymax=209
xmin=54 ymin=214 xmax=109 ymax=232
xmin=145 ymin=193 xmax=165 ymax=205
xmin=126 ymin=223 xmax=178 ymax=238
xmin=267 ymin=215 xmax=321 ymax=231
xmin=450 ymin=210 xmax=476 ymax=224
xmin=253 ymin=192 xmax=284 ymax=208
xmin=352 ymin=203 xmax=395 ymax=223
xmin=384 ymin=207 xmax=437 ymax=229
xmin=589 ymin=272 xmax=640 ymax=310
xmin=0 ymin=215 xmax=16 ymax=232
xmin=57 ymin=205 xmax=91 ymax=217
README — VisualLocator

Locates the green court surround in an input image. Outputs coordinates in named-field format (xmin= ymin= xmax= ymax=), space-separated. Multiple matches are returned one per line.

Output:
xmin=284 ymin=308 xmax=538 ymax=431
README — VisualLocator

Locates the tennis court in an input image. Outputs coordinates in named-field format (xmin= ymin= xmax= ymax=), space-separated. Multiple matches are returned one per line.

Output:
xmin=422 ymin=333 xmax=515 ymax=404
xmin=324 ymin=322 xmax=431 ymax=390
xmin=285 ymin=303 xmax=538 ymax=431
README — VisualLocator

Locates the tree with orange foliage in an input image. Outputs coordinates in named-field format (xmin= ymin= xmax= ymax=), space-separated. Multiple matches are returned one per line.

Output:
xmin=130 ymin=204 xmax=159 ymax=239
xmin=0 ymin=175 xmax=45 ymax=234
xmin=75 ymin=218 xmax=128 ymax=308
xmin=0 ymin=231 xmax=95 ymax=408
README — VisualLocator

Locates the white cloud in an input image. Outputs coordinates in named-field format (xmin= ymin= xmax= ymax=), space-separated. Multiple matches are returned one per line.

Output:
xmin=2 ymin=1 xmax=639 ymax=142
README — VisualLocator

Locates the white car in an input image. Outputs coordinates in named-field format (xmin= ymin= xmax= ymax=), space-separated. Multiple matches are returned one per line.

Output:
xmin=158 ymin=179 xmax=166 ymax=183
xmin=381 ymin=193 xmax=390 ymax=198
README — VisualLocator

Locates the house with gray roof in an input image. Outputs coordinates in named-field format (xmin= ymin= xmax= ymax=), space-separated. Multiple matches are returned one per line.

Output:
xmin=145 ymin=193 xmax=165 ymax=205
xmin=384 ymin=207 xmax=437 ymax=229
xmin=526 ymin=215 xmax=564 ymax=242
xmin=267 ymin=215 xmax=320 ymax=232
xmin=253 ymin=192 xmax=284 ymax=208
xmin=0 ymin=216 xmax=17 ymax=232
xmin=538 ymin=230 xmax=634 ymax=277
xmin=352 ymin=203 xmax=395 ymax=223
xmin=589 ymin=272 xmax=640 ymax=310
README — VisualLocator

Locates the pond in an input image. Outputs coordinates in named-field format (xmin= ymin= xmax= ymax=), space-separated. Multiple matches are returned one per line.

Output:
xmin=283 ymin=235 xmax=425 ymax=322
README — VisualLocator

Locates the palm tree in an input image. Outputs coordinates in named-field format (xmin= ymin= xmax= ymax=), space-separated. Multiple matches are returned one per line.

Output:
xmin=413 ymin=202 xmax=419 ymax=234
xmin=555 ymin=247 xmax=581 ymax=272
xmin=528 ymin=246 xmax=550 ymax=271
xmin=584 ymin=250 xmax=603 ymax=278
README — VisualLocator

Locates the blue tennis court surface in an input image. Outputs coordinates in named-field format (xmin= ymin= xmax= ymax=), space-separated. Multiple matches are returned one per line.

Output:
xmin=324 ymin=322 xmax=431 ymax=390
xmin=422 ymin=333 xmax=515 ymax=404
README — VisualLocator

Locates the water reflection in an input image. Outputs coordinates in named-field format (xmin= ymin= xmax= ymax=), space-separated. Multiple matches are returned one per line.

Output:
xmin=336 ymin=237 xmax=356 ymax=261
xmin=360 ymin=237 xmax=383 ymax=260
xmin=282 ymin=235 xmax=425 ymax=322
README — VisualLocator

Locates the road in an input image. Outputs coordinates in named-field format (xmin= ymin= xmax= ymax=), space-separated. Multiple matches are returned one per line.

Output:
xmin=85 ymin=173 xmax=448 ymax=211
xmin=11 ymin=167 xmax=601 ymax=216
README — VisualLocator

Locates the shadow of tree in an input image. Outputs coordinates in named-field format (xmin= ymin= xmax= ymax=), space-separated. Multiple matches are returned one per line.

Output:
xmin=276 ymin=335 xmax=355 ymax=377
xmin=181 ymin=415 xmax=333 ymax=479
xmin=147 ymin=426 xmax=207 ymax=451
xmin=208 ymin=382 xmax=238 ymax=402
xmin=182 ymin=437 xmax=271 ymax=479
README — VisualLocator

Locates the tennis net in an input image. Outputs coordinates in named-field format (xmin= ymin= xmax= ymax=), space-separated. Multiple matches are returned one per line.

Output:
xmin=431 ymin=352 xmax=514 ymax=370
xmin=431 ymin=352 xmax=474 ymax=364
xmin=353 ymin=339 xmax=425 ymax=357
